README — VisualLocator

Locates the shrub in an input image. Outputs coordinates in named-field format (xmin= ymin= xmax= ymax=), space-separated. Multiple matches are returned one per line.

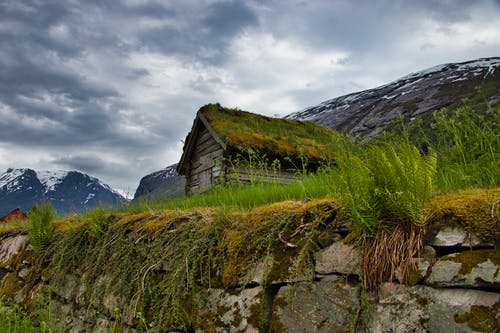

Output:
xmin=28 ymin=201 xmax=55 ymax=252
xmin=88 ymin=204 xmax=111 ymax=238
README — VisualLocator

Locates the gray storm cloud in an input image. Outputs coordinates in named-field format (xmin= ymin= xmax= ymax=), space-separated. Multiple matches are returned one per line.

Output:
xmin=1 ymin=0 xmax=499 ymax=192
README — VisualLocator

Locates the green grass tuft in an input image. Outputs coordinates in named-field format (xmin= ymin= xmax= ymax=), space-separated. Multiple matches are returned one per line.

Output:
xmin=28 ymin=201 xmax=56 ymax=252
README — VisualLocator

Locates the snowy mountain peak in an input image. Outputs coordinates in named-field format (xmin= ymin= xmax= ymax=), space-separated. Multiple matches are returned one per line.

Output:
xmin=37 ymin=170 xmax=69 ymax=192
xmin=0 ymin=168 xmax=36 ymax=192
xmin=0 ymin=168 xmax=126 ymax=216
xmin=400 ymin=57 xmax=500 ymax=81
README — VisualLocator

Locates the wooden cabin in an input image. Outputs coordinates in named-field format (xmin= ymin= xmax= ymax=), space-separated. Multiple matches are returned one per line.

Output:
xmin=177 ymin=104 xmax=340 ymax=195
xmin=0 ymin=208 xmax=27 ymax=224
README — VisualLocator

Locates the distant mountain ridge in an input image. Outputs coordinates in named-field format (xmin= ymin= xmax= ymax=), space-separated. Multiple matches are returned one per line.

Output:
xmin=0 ymin=168 xmax=126 ymax=216
xmin=286 ymin=57 xmax=500 ymax=137
xmin=132 ymin=164 xmax=185 ymax=202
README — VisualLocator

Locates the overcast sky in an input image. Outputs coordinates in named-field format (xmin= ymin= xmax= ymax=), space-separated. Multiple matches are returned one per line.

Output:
xmin=1 ymin=0 xmax=499 ymax=196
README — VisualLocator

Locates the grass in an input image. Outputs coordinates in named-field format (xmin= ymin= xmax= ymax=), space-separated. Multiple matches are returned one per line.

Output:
xmin=0 ymin=299 xmax=62 ymax=333
xmin=199 ymin=103 xmax=341 ymax=168
xmin=27 ymin=201 xmax=56 ymax=253
xmin=0 ymin=219 xmax=29 ymax=235
xmin=118 ymin=170 xmax=341 ymax=214
xmin=0 ymin=102 xmax=498 ymax=328
xmin=383 ymin=103 xmax=499 ymax=193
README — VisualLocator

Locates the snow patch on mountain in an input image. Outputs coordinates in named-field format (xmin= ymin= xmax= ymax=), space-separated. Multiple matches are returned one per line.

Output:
xmin=37 ymin=170 xmax=69 ymax=192
xmin=286 ymin=57 xmax=499 ymax=137
xmin=0 ymin=168 xmax=28 ymax=191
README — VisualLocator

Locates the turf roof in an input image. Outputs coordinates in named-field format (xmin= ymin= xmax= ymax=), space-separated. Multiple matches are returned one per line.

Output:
xmin=198 ymin=103 xmax=340 ymax=165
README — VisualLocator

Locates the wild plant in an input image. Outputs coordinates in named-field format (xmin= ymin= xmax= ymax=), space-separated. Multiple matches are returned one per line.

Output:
xmin=88 ymin=203 xmax=112 ymax=238
xmin=383 ymin=104 xmax=499 ymax=192
xmin=332 ymin=140 xmax=436 ymax=288
xmin=0 ymin=294 xmax=63 ymax=332
xmin=28 ymin=201 xmax=55 ymax=252
xmin=366 ymin=142 xmax=436 ymax=225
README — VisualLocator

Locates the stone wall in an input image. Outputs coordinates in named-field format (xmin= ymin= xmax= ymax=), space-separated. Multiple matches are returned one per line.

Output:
xmin=1 ymin=223 xmax=498 ymax=332
xmin=0 ymin=193 xmax=499 ymax=332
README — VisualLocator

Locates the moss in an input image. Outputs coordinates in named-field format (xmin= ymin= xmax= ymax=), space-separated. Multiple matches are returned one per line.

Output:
xmin=0 ymin=225 xmax=28 ymax=236
xmin=403 ymin=265 xmax=424 ymax=286
xmin=268 ymin=293 xmax=288 ymax=332
xmin=427 ymin=188 xmax=500 ymax=244
xmin=246 ymin=290 xmax=269 ymax=331
xmin=0 ymin=272 xmax=24 ymax=299
xmin=441 ymin=249 xmax=500 ymax=275
xmin=222 ymin=199 xmax=340 ymax=286
xmin=198 ymin=103 xmax=343 ymax=169
xmin=454 ymin=303 xmax=500 ymax=333
xmin=416 ymin=296 xmax=430 ymax=306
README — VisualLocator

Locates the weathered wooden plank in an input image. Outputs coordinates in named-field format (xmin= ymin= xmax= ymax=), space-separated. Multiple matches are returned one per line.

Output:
xmin=198 ymin=127 xmax=214 ymax=143
xmin=195 ymin=140 xmax=221 ymax=156
xmin=227 ymin=166 xmax=299 ymax=179
xmin=190 ymin=151 xmax=224 ymax=174
xmin=197 ymin=111 xmax=227 ymax=150
xmin=227 ymin=174 xmax=296 ymax=185
xmin=193 ymin=145 xmax=221 ymax=163
xmin=195 ymin=134 xmax=217 ymax=150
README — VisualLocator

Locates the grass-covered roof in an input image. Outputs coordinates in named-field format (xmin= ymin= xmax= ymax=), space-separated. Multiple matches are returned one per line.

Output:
xmin=198 ymin=103 xmax=341 ymax=165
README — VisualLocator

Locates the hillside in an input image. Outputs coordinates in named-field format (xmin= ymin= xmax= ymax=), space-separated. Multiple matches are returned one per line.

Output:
xmin=132 ymin=164 xmax=185 ymax=203
xmin=287 ymin=57 xmax=499 ymax=137
xmin=0 ymin=168 xmax=126 ymax=216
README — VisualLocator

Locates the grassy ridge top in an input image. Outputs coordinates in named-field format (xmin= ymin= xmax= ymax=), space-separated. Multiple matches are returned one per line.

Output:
xmin=200 ymin=103 xmax=341 ymax=163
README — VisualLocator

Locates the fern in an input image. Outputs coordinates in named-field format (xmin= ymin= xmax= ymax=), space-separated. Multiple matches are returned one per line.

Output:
xmin=367 ymin=143 xmax=436 ymax=225
xmin=28 ymin=201 xmax=55 ymax=252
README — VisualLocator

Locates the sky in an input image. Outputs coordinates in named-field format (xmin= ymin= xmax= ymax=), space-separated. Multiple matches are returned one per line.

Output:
xmin=1 ymin=0 xmax=499 ymax=197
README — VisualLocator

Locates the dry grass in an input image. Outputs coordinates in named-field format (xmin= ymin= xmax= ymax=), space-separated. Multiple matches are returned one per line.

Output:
xmin=362 ymin=223 xmax=424 ymax=289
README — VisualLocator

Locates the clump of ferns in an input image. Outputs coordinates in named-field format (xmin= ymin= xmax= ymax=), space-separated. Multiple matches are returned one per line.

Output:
xmin=28 ymin=201 xmax=56 ymax=253
xmin=337 ymin=141 xmax=437 ymax=289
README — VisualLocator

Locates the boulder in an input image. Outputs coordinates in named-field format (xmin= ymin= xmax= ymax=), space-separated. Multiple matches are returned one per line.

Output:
xmin=364 ymin=283 xmax=500 ymax=333
xmin=429 ymin=226 xmax=492 ymax=248
xmin=52 ymin=273 xmax=79 ymax=301
xmin=196 ymin=286 xmax=263 ymax=332
xmin=426 ymin=249 xmax=499 ymax=289
xmin=241 ymin=256 xmax=273 ymax=286
xmin=314 ymin=241 xmax=361 ymax=276
xmin=270 ymin=276 xmax=360 ymax=332
xmin=364 ymin=283 xmax=428 ymax=333
xmin=0 ymin=234 xmax=29 ymax=264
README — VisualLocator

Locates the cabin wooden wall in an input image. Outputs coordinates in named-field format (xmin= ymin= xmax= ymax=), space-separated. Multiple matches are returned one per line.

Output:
xmin=225 ymin=166 xmax=298 ymax=185
xmin=185 ymin=126 xmax=225 ymax=195
xmin=185 ymin=125 xmax=302 ymax=195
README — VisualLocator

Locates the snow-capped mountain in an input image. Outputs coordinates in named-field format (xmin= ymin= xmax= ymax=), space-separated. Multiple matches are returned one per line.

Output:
xmin=287 ymin=57 xmax=500 ymax=137
xmin=0 ymin=168 xmax=126 ymax=216
xmin=133 ymin=164 xmax=185 ymax=202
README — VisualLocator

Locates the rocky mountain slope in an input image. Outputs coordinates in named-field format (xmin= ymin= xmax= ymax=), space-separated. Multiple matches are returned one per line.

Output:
xmin=0 ymin=168 xmax=126 ymax=216
xmin=132 ymin=164 xmax=185 ymax=202
xmin=287 ymin=57 xmax=500 ymax=137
